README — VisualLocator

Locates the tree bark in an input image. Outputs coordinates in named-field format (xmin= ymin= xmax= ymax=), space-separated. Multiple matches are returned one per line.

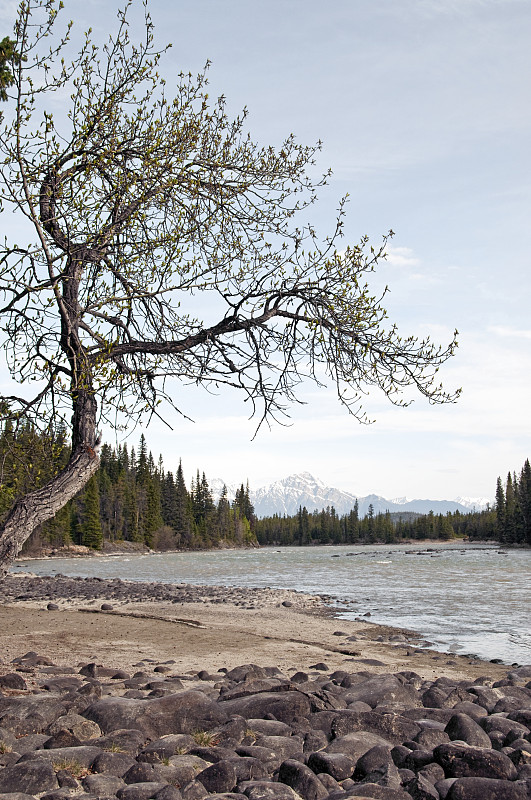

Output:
xmin=0 ymin=443 xmax=100 ymax=579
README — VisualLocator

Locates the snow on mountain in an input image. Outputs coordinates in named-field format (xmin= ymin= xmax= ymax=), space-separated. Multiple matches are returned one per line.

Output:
xmin=453 ymin=496 xmax=491 ymax=511
xmin=251 ymin=471 xmax=359 ymax=517
xmin=209 ymin=473 xmax=489 ymax=518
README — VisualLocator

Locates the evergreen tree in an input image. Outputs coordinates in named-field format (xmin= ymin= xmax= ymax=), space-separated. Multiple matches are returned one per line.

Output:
xmin=81 ymin=475 xmax=103 ymax=549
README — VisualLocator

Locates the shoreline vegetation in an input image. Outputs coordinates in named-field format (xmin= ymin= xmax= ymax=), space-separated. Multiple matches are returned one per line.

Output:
xmin=2 ymin=427 xmax=530 ymax=556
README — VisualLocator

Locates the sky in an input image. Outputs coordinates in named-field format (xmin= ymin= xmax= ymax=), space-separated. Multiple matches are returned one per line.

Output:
xmin=1 ymin=0 xmax=530 ymax=502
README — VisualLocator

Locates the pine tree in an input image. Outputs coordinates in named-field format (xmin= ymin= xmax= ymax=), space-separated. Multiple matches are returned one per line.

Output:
xmin=81 ymin=475 xmax=103 ymax=550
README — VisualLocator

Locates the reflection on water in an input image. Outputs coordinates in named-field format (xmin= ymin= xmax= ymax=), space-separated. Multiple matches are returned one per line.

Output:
xmin=13 ymin=542 xmax=531 ymax=664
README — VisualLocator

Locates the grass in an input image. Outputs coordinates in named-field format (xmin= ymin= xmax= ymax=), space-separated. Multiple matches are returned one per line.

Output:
xmin=104 ymin=742 xmax=126 ymax=753
xmin=52 ymin=758 xmax=89 ymax=778
xmin=191 ymin=730 xmax=220 ymax=747
xmin=0 ymin=741 xmax=12 ymax=754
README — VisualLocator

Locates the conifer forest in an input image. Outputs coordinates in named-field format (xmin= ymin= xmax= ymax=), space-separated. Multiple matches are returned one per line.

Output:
xmin=0 ymin=423 xmax=529 ymax=553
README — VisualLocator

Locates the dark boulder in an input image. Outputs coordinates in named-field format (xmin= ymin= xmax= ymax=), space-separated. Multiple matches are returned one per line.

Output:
xmin=117 ymin=782 xmax=169 ymax=800
xmin=307 ymin=751 xmax=355 ymax=781
xmin=433 ymin=742 xmax=518 ymax=780
xmin=278 ymin=759 xmax=328 ymax=800
xmin=84 ymin=691 xmax=228 ymax=737
xmin=0 ymin=758 xmax=58 ymax=795
xmin=218 ymin=691 xmax=311 ymax=724
xmin=444 ymin=713 xmax=492 ymax=748
xmin=91 ymin=751 xmax=137 ymax=776
xmin=445 ymin=776 xmax=528 ymax=799
xmin=196 ymin=761 xmax=237 ymax=793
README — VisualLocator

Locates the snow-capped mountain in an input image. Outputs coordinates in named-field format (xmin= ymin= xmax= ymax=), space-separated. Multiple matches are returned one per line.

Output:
xmin=251 ymin=472 xmax=359 ymax=517
xmin=454 ymin=496 xmax=491 ymax=511
xmin=210 ymin=472 xmax=491 ymax=518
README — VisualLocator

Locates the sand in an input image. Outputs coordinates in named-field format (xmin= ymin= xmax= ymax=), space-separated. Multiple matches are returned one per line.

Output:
xmin=0 ymin=578 xmax=513 ymax=682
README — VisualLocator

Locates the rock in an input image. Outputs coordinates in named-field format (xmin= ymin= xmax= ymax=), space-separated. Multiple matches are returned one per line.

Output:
xmin=0 ymin=758 xmax=58 ymax=794
xmin=55 ymin=769 xmax=79 ymax=789
xmin=0 ymin=675 xmax=27 ymax=691
xmin=196 ymin=761 xmax=237 ymax=793
xmin=433 ymin=742 xmax=518 ymax=780
xmin=95 ymin=728 xmax=147 ymax=753
xmin=307 ymin=751 xmax=355 ymax=781
xmin=444 ymin=713 xmax=492 ymax=748
xmin=83 ymin=774 xmax=125 ymax=795
xmin=164 ymin=755 xmax=210 ymax=787
xmin=344 ymin=784 xmax=412 ymax=798
xmin=46 ymin=603 xmax=59 ymax=611
xmin=353 ymin=745 xmax=402 ymax=789
xmin=117 ymin=782 xmax=169 ymax=800
xmin=154 ymin=786 xmax=183 ymax=800
xmin=101 ymin=603 xmax=113 ymax=611
xmin=245 ymin=719 xmax=294 ymax=738
xmin=225 ymin=756 xmax=268 ymax=782
xmin=238 ymin=780 xmax=301 ymax=800
xmin=43 ymin=729 xmax=82 ymax=749
xmin=180 ymin=779 xmax=209 ymax=800
xmin=303 ymin=730 xmax=328 ymax=753
xmin=403 ymin=773 xmax=440 ymax=800
xmin=254 ymin=736 xmax=303 ymax=762
xmin=343 ymin=675 xmax=420 ymax=710
xmin=278 ymin=759 xmax=328 ymax=800
xmin=413 ymin=728 xmax=449 ymax=749
xmin=84 ymin=691 xmax=228 ymax=737
xmin=17 ymin=745 xmax=103 ymax=770
xmin=139 ymin=735 xmax=195 ymax=760
xmin=47 ymin=712 xmax=101 ymax=741
xmin=0 ymin=695 xmax=67 ymax=735
xmin=331 ymin=711 xmax=420 ymax=744
xmin=326 ymin=731 xmax=393 ymax=761
xmin=90 ymin=750 xmax=138 ymax=777
xmin=219 ymin=692 xmax=311 ymax=724
xmin=481 ymin=715 xmax=530 ymax=740
xmin=155 ymin=787 xmax=183 ymax=800
xmin=445 ymin=776 xmax=528 ymax=799
xmin=123 ymin=762 xmax=184 ymax=786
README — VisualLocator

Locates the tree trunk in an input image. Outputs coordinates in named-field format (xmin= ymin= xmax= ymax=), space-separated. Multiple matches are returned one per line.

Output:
xmin=0 ymin=443 xmax=100 ymax=579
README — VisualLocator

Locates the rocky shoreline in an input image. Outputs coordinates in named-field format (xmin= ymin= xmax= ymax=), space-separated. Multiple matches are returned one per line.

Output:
xmin=0 ymin=645 xmax=530 ymax=800
xmin=0 ymin=575 xmax=529 ymax=799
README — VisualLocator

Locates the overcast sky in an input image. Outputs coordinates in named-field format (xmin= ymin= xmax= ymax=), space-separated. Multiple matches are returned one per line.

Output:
xmin=2 ymin=0 xmax=530 ymax=502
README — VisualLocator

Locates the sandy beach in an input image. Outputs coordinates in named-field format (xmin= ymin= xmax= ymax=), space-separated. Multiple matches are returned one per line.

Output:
xmin=0 ymin=573 xmax=513 ymax=682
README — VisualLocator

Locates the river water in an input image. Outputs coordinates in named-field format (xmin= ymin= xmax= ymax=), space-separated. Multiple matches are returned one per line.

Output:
xmin=13 ymin=542 xmax=531 ymax=665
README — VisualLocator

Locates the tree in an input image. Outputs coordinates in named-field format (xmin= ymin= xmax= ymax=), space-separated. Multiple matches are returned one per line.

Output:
xmin=0 ymin=0 xmax=459 ymax=576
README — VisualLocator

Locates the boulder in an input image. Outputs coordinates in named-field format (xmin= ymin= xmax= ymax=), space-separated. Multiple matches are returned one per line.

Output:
xmin=307 ymin=751 xmax=355 ymax=781
xmin=433 ymin=742 xmax=518 ymax=780
xmin=218 ymin=692 xmax=311 ymax=724
xmin=0 ymin=758 xmax=58 ymax=795
xmin=84 ymin=691 xmax=228 ymax=737
xmin=278 ymin=759 xmax=328 ymax=800
xmin=196 ymin=761 xmax=237 ymax=794
xmin=331 ymin=712 xmax=420 ymax=745
xmin=445 ymin=776 xmax=528 ymax=799
xmin=0 ymin=695 xmax=66 ymax=735
xmin=444 ymin=713 xmax=492 ymax=748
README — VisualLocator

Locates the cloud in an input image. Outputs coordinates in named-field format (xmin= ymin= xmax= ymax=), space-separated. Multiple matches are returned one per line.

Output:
xmin=383 ymin=246 xmax=421 ymax=269
xmin=489 ymin=326 xmax=531 ymax=340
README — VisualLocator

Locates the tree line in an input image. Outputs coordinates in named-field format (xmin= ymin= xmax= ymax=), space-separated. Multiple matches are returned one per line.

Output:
xmin=1 ymin=421 xmax=529 ymax=552
xmin=494 ymin=460 xmax=531 ymax=546
xmin=254 ymin=504 xmax=496 ymax=545
xmin=0 ymin=423 xmax=257 ymax=553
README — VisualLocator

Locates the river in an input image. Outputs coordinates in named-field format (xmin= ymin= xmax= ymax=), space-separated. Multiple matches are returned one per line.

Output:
xmin=13 ymin=542 xmax=531 ymax=665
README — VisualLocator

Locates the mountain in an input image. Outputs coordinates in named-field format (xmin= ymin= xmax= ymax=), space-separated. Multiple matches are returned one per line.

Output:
xmin=211 ymin=472 xmax=491 ymax=518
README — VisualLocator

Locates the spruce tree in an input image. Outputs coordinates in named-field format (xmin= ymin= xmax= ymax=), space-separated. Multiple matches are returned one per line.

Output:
xmin=81 ymin=475 xmax=103 ymax=550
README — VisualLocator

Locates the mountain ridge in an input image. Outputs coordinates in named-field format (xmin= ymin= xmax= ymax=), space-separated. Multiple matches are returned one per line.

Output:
xmin=210 ymin=472 xmax=491 ymax=518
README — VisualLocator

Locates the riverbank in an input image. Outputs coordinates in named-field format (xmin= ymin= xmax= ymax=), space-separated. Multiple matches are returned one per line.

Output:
xmin=0 ymin=573 xmax=516 ymax=682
